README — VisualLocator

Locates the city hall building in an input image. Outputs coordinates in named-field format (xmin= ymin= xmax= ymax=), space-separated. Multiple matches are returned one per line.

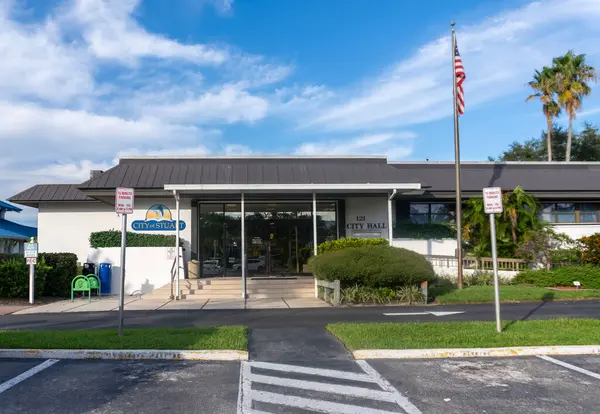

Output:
xmin=8 ymin=156 xmax=600 ymax=298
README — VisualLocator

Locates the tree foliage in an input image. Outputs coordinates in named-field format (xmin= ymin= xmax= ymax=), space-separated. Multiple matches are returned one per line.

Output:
xmin=524 ymin=50 xmax=597 ymax=161
xmin=462 ymin=186 xmax=546 ymax=257
xmin=491 ymin=123 xmax=600 ymax=161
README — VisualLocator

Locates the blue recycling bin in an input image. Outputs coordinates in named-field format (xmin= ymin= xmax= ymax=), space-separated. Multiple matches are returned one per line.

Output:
xmin=98 ymin=263 xmax=112 ymax=295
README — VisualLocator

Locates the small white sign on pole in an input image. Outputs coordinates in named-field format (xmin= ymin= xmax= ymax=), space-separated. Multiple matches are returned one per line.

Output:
xmin=24 ymin=239 xmax=38 ymax=304
xmin=482 ymin=187 xmax=503 ymax=333
xmin=115 ymin=187 xmax=133 ymax=337
xmin=483 ymin=187 xmax=503 ymax=214
xmin=115 ymin=187 xmax=135 ymax=215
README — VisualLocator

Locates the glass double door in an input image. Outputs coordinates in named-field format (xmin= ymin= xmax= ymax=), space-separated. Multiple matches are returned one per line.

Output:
xmin=197 ymin=201 xmax=337 ymax=278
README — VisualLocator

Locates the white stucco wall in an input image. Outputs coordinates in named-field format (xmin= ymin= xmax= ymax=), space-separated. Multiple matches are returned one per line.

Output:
xmin=391 ymin=239 xmax=457 ymax=256
xmin=552 ymin=224 xmax=600 ymax=240
xmin=86 ymin=247 xmax=179 ymax=295
xmin=345 ymin=197 xmax=390 ymax=239
xmin=37 ymin=198 xmax=193 ymax=266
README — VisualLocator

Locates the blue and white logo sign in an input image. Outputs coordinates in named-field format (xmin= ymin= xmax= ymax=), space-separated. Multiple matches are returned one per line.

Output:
xmin=131 ymin=204 xmax=186 ymax=231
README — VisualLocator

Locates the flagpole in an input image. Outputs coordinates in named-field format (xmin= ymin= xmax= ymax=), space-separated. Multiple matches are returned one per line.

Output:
xmin=451 ymin=21 xmax=464 ymax=289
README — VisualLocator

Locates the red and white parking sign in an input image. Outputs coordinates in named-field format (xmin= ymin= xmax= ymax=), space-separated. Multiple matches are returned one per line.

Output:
xmin=483 ymin=187 xmax=503 ymax=214
xmin=115 ymin=187 xmax=135 ymax=214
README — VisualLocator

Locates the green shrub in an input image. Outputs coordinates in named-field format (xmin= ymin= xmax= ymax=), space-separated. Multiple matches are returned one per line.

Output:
xmin=514 ymin=265 xmax=600 ymax=289
xmin=90 ymin=230 xmax=177 ymax=248
xmin=0 ymin=258 xmax=50 ymax=298
xmin=317 ymin=238 xmax=388 ymax=254
xmin=464 ymin=270 xmax=495 ymax=286
xmin=340 ymin=284 xmax=424 ymax=305
xmin=0 ymin=254 xmax=21 ymax=262
xmin=312 ymin=245 xmax=436 ymax=288
xmin=394 ymin=221 xmax=456 ymax=239
xmin=39 ymin=253 xmax=78 ymax=297
xmin=579 ymin=234 xmax=600 ymax=265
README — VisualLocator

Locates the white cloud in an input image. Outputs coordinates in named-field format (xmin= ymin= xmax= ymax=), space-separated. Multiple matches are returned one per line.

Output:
xmin=223 ymin=144 xmax=253 ymax=155
xmin=0 ymin=1 xmax=93 ymax=103
xmin=296 ymin=0 xmax=600 ymax=132
xmin=295 ymin=132 xmax=415 ymax=160
xmin=144 ymin=85 xmax=269 ymax=124
xmin=64 ymin=0 xmax=227 ymax=65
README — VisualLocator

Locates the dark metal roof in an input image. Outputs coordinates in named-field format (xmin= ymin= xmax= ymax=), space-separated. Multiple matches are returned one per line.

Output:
xmin=390 ymin=162 xmax=600 ymax=193
xmin=8 ymin=184 xmax=94 ymax=207
xmin=79 ymin=157 xmax=421 ymax=189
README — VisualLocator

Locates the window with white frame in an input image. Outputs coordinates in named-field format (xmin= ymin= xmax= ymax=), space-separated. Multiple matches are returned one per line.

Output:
xmin=540 ymin=203 xmax=600 ymax=224
xmin=409 ymin=203 xmax=455 ymax=224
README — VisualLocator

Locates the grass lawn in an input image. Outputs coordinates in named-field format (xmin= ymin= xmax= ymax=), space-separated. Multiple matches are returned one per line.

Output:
xmin=327 ymin=319 xmax=600 ymax=350
xmin=0 ymin=326 xmax=247 ymax=350
xmin=431 ymin=285 xmax=600 ymax=304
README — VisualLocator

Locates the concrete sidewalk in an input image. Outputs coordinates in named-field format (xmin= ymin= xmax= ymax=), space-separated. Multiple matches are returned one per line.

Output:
xmin=11 ymin=296 xmax=329 ymax=314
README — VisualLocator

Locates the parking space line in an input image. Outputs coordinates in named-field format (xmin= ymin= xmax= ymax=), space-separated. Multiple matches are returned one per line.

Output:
xmin=250 ymin=390 xmax=401 ymax=414
xmin=356 ymin=360 xmax=422 ymax=414
xmin=538 ymin=356 xmax=600 ymax=380
xmin=250 ymin=373 xmax=399 ymax=402
xmin=249 ymin=361 xmax=375 ymax=383
xmin=0 ymin=359 xmax=59 ymax=394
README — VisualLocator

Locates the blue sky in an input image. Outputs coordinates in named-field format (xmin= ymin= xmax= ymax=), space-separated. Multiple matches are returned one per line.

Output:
xmin=2 ymin=0 xmax=600 ymax=224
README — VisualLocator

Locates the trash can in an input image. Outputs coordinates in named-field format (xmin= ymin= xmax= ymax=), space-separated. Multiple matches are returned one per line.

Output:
xmin=98 ymin=263 xmax=112 ymax=295
xmin=83 ymin=262 xmax=96 ymax=276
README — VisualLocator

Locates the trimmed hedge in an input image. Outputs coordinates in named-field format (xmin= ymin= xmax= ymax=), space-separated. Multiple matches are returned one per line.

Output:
xmin=39 ymin=253 xmax=78 ymax=297
xmin=514 ymin=265 xmax=600 ymax=289
xmin=394 ymin=221 xmax=456 ymax=239
xmin=0 ymin=254 xmax=21 ymax=263
xmin=0 ymin=258 xmax=51 ymax=298
xmin=90 ymin=230 xmax=176 ymax=248
xmin=311 ymin=245 xmax=436 ymax=288
xmin=317 ymin=238 xmax=388 ymax=254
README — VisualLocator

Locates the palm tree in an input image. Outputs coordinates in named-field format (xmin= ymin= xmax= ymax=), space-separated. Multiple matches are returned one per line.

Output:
xmin=553 ymin=51 xmax=597 ymax=161
xmin=526 ymin=67 xmax=561 ymax=161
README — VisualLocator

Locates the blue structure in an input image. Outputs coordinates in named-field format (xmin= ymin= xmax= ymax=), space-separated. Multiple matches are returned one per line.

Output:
xmin=0 ymin=200 xmax=37 ymax=254
xmin=98 ymin=263 xmax=112 ymax=294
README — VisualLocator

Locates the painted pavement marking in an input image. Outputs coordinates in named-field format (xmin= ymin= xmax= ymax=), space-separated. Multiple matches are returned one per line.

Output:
xmin=383 ymin=311 xmax=465 ymax=317
xmin=538 ymin=355 xmax=600 ymax=380
xmin=237 ymin=360 xmax=422 ymax=414
xmin=0 ymin=359 xmax=59 ymax=394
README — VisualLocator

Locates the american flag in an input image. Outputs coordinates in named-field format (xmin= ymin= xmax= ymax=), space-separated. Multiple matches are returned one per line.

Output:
xmin=454 ymin=40 xmax=465 ymax=115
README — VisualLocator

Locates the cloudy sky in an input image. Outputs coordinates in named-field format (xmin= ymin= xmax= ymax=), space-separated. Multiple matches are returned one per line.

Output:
xmin=2 ymin=0 xmax=600 ymax=224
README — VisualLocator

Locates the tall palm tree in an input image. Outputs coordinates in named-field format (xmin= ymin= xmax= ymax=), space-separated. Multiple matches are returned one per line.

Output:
xmin=526 ymin=67 xmax=561 ymax=161
xmin=553 ymin=51 xmax=597 ymax=161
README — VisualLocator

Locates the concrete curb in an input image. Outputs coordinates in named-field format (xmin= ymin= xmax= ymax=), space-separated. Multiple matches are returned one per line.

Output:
xmin=0 ymin=349 xmax=249 ymax=361
xmin=353 ymin=345 xmax=600 ymax=359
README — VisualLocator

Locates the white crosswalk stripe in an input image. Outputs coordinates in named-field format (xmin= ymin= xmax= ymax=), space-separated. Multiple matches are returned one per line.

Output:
xmin=237 ymin=360 xmax=422 ymax=414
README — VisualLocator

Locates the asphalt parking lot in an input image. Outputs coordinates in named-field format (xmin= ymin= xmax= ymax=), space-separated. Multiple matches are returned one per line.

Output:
xmin=1 ymin=355 xmax=599 ymax=413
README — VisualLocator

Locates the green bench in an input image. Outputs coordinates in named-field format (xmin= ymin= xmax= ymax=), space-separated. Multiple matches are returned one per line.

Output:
xmin=71 ymin=275 xmax=102 ymax=302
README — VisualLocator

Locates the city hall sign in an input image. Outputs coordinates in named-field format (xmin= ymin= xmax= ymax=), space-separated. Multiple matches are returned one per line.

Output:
xmin=346 ymin=215 xmax=387 ymax=230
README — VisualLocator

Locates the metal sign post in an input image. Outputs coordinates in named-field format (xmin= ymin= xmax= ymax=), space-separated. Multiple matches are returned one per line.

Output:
xmin=483 ymin=187 xmax=503 ymax=333
xmin=24 ymin=239 xmax=38 ymax=305
xmin=115 ymin=187 xmax=134 ymax=337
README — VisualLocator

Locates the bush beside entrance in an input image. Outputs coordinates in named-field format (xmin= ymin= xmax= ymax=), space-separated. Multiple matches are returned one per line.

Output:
xmin=0 ymin=253 xmax=77 ymax=298
xmin=0 ymin=258 xmax=51 ymax=298
xmin=311 ymin=245 xmax=436 ymax=288
xmin=514 ymin=265 xmax=600 ymax=289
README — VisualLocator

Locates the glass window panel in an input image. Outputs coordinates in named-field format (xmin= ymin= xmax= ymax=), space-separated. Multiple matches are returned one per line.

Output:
xmin=580 ymin=203 xmax=599 ymax=212
xmin=410 ymin=204 xmax=430 ymax=214
xmin=431 ymin=214 xmax=452 ymax=223
xmin=556 ymin=203 xmax=575 ymax=212
xmin=540 ymin=203 xmax=555 ymax=213
xmin=581 ymin=213 xmax=599 ymax=223
xmin=556 ymin=213 xmax=576 ymax=223
xmin=410 ymin=214 xmax=429 ymax=224
xmin=430 ymin=204 xmax=452 ymax=214
xmin=539 ymin=213 xmax=555 ymax=223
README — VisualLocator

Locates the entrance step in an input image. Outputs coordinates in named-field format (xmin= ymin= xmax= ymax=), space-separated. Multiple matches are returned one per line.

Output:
xmin=146 ymin=277 xmax=317 ymax=300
